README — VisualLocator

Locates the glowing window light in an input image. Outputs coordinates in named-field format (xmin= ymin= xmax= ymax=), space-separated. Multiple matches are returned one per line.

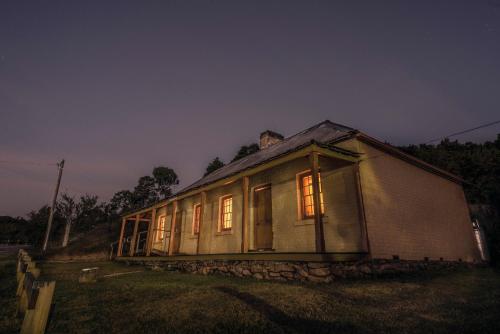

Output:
xmin=220 ymin=196 xmax=233 ymax=230
xmin=301 ymin=173 xmax=324 ymax=218
xmin=156 ymin=215 xmax=166 ymax=241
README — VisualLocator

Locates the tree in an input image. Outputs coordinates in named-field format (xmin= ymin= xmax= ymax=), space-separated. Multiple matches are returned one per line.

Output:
xmin=74 ymin=195 xmax=106 ymax=233
xmin=133 ymin=176 xmax=158 ymax=207
xmin=231 ymin=143 xmax=259 ymax=162
xmin=109 ymin=190 xmax=134 ymax=214
xmin=204 ymin=157 xmax=225 ymax=176
xmin=27 ymin=205 xmax=62 ymax=247
xmin=107 ymin=166 xmax=179 ymax=214
xmin=58 ymin=193 xmax=77 ymax=247
xmin=152 ymin=166 xmax=179 ymax=199
xmin=0 ymin=215 xmax=30 ymax=244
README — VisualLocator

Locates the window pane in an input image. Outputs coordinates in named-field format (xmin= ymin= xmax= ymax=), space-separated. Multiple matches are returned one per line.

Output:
xmin=157 ymin=216 xmax=166 ymax=241
xmin=301 ymin=172 xmax=325 ymax=218
xmin=221 ymin=197 xmax=233 ymax=230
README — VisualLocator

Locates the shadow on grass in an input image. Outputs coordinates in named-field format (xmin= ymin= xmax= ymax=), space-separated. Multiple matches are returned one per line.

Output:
xmin=215 ymin=286 xmax=362 ymax=334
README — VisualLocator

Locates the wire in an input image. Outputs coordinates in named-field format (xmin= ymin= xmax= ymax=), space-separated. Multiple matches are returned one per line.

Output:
xmin=424 ymin=120 xmax=500 ymax=144
xmin=0 ymin=160 xmax=58 ymax=166
xmin=359 ymin=119 xmax=500 ymax=163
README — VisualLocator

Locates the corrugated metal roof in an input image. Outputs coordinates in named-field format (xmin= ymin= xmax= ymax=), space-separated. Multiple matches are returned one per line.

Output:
xmin=177 ymin=120 xmax=358 ymax=195
xmin=121 ymin=120 xmax=466 ymax=218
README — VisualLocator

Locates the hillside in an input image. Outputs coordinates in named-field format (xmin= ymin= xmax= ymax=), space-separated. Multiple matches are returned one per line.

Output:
xmin=44 ymin=223 xmax=117 ymax=261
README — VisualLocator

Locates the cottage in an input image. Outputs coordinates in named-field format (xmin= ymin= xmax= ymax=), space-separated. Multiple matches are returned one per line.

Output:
xmin=117 ymin=121 xmax=480 ymax=266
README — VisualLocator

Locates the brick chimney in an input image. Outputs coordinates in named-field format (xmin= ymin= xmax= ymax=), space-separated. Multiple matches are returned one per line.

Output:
xmin=260 ymin=130 xmax=284 ymax=149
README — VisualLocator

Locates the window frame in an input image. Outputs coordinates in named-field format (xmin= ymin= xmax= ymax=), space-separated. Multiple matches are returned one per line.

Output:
xmin=296 ymin=170 xmax=325 ymax=220
xmin=192 ymin=203 xmax=201 ymax=235
xmin=219 ymin=195 xmax=233 ymax=232
xmin=156 ymin=215 xmax=166 ymax=241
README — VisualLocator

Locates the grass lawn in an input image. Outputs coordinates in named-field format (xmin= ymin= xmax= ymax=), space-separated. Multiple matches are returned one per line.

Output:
xmin=2 ymin=256 xmax=500 ymax=334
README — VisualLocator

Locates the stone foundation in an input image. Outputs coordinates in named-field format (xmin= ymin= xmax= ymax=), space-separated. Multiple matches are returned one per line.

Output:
xmin=122 ymin=258 xmax=479 ymax=283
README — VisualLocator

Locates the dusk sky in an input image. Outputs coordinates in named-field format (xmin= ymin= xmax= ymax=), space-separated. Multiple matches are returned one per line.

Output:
xmin=1 ymin=1 xmax=499 ymax=217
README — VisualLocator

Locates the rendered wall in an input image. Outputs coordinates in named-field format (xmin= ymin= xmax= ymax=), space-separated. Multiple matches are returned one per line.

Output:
xmin=187 ymin=181 xmax=244 ymax=254
xmin=353 ymin=140 xmax=480 ymax=262
xmin=177 ymin=195 xmax=200 ymax=255
xmin=151 ymin=205 xmax=169 ymax=252
xmin=176 ymin=155 xmax=364 ymax=255
xmin=248 ymin=156 xmax=364 ymax=253
xmin=249 ymin=157 xmax=316 ymax=252
xmin=319 ymin=156 xmax=365 ymax=253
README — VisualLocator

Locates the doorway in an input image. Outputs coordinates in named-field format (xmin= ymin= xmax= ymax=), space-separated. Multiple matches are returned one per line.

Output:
xmin=254 ymin=185 xmax=273 ymax=250
xmin=172 ymin=211 xmax=182 ymax=254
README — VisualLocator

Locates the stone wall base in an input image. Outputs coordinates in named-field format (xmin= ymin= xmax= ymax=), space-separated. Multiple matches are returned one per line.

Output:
xmin=121 ymin=258 xmax=482 ymax=283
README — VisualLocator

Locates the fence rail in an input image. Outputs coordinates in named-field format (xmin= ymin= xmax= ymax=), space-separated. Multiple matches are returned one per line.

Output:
xmin=16 ymin=249 xmax=56 ymax=334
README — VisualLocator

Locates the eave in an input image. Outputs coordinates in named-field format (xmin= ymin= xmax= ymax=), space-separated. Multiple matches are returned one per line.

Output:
xmin=121 ymin=141 xmax=359 ymax=219
xmin=356 ymin=133 xmax=464 ymax=184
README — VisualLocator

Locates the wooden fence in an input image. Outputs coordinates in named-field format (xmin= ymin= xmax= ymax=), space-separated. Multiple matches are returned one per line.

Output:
xmin=16 ymin=249 xmax=56 ymax=334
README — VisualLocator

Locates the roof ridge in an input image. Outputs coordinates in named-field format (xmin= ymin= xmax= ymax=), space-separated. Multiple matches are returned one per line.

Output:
xmin=208 ymin=120 xmax=351 ymax=173
xmin=283 ymin=120 xmax=355 ymax=140
xmin=262 ymin=120 xmax=352 ymax=146
xmin=180 ymin=120 xmax=356 ymax=191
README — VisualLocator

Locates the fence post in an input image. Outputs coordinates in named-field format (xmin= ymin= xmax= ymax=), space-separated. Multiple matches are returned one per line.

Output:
xmin=21 ymin=281 xmax=56 ymax=334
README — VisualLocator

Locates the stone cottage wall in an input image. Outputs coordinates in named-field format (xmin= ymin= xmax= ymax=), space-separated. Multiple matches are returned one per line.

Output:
xmin=123 ymin=259 xmax=478 ymax=283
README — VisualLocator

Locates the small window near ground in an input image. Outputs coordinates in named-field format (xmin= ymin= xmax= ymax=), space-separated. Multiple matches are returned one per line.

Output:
xmin=220 ymin=196 xmax=233 ymax=231
xmin=300 ymin=173 xmax=325 ymax=218
xmin=193 ymin=204 xmax=201 ymax=235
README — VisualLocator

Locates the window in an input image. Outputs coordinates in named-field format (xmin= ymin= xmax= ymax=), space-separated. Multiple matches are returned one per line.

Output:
xmin=220 ymin=196 xmax=233 ymax=231
xmin=300 ymin=173 xmax=325 ymax=218
xmin=156 ymin=215 xmax=166 ymax=241
xmin=193 ymin=204 xmax=201 ymax=235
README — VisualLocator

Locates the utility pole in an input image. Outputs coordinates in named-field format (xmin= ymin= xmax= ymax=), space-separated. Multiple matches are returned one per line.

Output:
xmin=42 ymin=159 xmax=65 ymax=253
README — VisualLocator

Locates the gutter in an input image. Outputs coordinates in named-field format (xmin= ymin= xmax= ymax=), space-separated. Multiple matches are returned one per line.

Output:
xmin=121 ymin=141 xmax=360 ymax=218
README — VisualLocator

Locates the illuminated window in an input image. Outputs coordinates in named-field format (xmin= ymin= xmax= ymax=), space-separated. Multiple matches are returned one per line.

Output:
xmin=300 ymin=173 xmax=325 ymax=218
xmin=220 ymin=196 xmax=233 ymax=231
xmin=193 ymin=204 xmax=201 ymax=235
xmin=156 ymin=215 xmax=166 ymax=241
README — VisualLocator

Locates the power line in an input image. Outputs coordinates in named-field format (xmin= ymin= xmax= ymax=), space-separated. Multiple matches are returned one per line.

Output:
xmin=0 ymin=160 xmax=58 ymax=167
xmin=424 ymin=120 xmax=500 ymax=144
xmin=42 ymin=159 xmax=65 ymax=253
xmin=360 ymin=119 xmax=500 ymax=163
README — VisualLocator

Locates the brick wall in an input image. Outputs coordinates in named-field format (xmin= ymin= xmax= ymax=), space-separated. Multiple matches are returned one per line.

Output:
xmin=356 ymin=141 xmax=480 ymax=262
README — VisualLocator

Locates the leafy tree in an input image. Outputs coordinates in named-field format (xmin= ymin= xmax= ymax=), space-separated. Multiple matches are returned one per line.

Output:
xmin=0 ymin=216 xmax=30 ymax=244
xmin=133 ymin=176 xmax=158 ymax=208
xmin=231 ymin=143 xmax=259 ymax=162
xmin=109 ymin=190 xmax=134 ymax=213
xmin=98 ymin=166 xmax=180 ymax=221
xmin=152 ymin=166 xmax=179 ymax=199
xmin=57 ymin=193 xmax=77 ymax=247
xmin=74 ymin=194 xmax=107 ymax=233
xmin=204 ymin=157 xmax=225 ymax=176
xmin=26 ymin=205 xmax=63 ymax=247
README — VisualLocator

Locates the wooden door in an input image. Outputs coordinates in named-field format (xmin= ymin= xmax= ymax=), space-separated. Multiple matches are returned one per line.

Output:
xmin=172 ymin=212 xmax=182 ymax=254
xmin=254 ymin=186 xmax=273 ymax=250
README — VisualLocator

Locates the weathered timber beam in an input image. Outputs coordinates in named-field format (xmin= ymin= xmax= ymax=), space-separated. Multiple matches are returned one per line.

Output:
xmin=128 ymin=214 xmax=140 ymax=257
xmin=195 ymin=192 xmax=206 ymax=255
xmin=145 ymin=207 xmax=156 ymax=256
xmin=310 ymin=151 xmax=325 ymax=253
xmin=117 ymin=218 xmax=126 ymax=257
xmin=122 ymin=143 xmax=358 ymax=219
xmin=168 ymin=201 xmax=178 ymax=256
xmin=241 ymin=176 xmax=249 ymax=253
